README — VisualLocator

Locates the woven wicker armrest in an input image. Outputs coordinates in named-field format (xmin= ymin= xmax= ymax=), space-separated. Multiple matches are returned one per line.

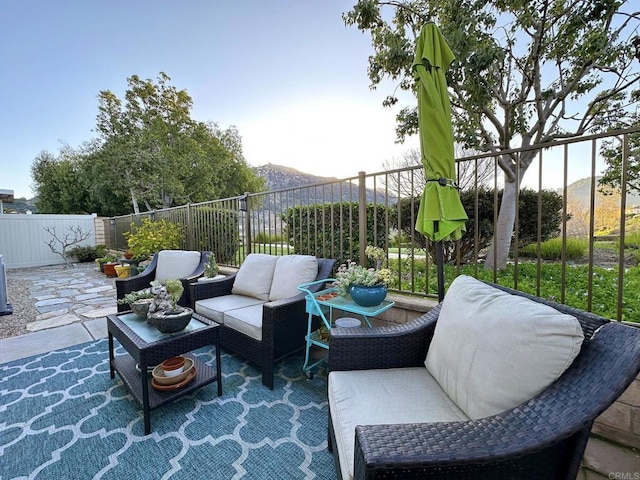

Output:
xmin=349 ymin=321 xmax=640 ymax=479
xmin=262 ymin=293 xmax=309 ymax=333
xmin=115 ymin=256 xmax=160 ymax=312
xmin=328 ymin=305 xmax=440 ymax=372
xmin=264 ymin=292 xmax=306 ymax=310
xmin=189 ymin=274 xmax=236 ymax=306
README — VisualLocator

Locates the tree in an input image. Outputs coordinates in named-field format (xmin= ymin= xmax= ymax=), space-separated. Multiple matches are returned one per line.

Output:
xmin=599 ymin=109 xmax=640 ymax=194
xmin=31 ymin=73 xmax=264 ymax=216
xmin=382 ymin=146 xmax=494 ymax=197
xmin=31 ymin=146 xmax=88 ymax=214
xmin=344 ymin=0 xmax=640 ymax=269
xmin=91 ymin=73 xmax=264 ymax=214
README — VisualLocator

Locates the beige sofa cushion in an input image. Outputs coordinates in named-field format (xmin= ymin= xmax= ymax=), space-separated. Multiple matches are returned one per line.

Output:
xmin=268 ymin=255 xmax=318 ymax=301
xmin=224 ymin=304 xmax=264 ymax=341
xmin=231 ymin=254 xmax=279 ymax=300
xmin=425 ymin=275 xmax=584 ymax=420
xmin=194 ymin=295 xmax=266 ymax=324
xmin=154 ymin=250 xmax=201 ymax=284
xmin=329 ymin=368 xmax=469 ymax=480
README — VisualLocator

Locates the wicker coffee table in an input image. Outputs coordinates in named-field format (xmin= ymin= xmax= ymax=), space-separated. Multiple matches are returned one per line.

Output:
xmin=107 ymin=311 xmax=222 ymax=435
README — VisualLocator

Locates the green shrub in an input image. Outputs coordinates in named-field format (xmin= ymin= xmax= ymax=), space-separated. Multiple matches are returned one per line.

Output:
xmin=254 ymin=231 xmax=285 ymax=244
xmin=519 ymin=237 xmax=587 ymax=260
xmin=393 ymin=188 xmax=564 ymax=263
xmin=281 ymin=202 xmax=390 ymax=265
xmin=124 ymin=218 xmax=182 ymax=262
xmin=67 ymin=244 xmax=108 ymax=262
xmin=615 ymin=231 xmax=640 ymax=250
xmin=192 ymin=207 xmax=239 ymax=264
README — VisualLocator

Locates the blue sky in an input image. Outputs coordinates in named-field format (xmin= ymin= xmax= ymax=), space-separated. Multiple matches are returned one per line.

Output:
xmin=0 ymin=1 xmax=419 ymax=199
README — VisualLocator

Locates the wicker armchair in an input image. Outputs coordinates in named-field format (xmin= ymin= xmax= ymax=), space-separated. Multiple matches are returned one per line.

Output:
xmin=328 ymin=282 xmax=640 ymax=480
xmin=190 ymin=257 xmax=336 ymax=389
xmin=116 ymin=250 xmax=210 ymax=313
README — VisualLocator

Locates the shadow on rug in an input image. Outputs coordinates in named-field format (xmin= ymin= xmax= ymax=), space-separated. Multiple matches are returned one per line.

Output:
xmin=0 ymin=339 xmax=335 ymax=479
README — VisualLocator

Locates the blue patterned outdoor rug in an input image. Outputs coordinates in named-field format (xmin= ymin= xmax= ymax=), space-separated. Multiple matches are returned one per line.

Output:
xmin=0 ymin=340 xmax=335 ymax=479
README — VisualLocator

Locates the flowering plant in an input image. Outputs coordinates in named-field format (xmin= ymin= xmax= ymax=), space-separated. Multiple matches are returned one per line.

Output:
xmin=123 ymin=218 xmax=182 ymax=262
xmin=333 ymin=246 xmax=391 ymax=297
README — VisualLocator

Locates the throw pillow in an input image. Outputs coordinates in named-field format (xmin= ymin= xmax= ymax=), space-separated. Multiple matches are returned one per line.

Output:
xmin=232 ymin=254 xmax=279 ymax=301
xmin=268 ymin=255 xmax=318 ymax=301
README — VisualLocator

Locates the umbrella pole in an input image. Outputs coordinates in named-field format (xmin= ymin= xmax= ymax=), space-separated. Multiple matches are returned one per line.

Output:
xmin=434 ymin=221 xmax=445 ymax=302
xmin=436 ymin=243 xmax=445 ymax=302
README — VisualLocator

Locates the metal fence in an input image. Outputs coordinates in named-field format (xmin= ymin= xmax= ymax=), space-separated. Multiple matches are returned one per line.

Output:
xmin=108 ymin=126 xmax=640 ymax=322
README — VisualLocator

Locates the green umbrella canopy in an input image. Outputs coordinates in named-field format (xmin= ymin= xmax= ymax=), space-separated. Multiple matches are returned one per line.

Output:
xmin=413 ymin=23 xmax=468 ymax=242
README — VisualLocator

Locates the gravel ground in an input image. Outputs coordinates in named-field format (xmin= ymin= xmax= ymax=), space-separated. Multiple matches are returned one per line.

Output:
xmin=3 ymin=273 xmax=39 ymax=338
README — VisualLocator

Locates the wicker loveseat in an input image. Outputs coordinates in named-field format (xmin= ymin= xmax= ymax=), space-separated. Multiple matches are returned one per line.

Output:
xmin=327 ymin=275 xmax=640 ymax=480
xmin=190 ymin=254 xmax=336 ymax=388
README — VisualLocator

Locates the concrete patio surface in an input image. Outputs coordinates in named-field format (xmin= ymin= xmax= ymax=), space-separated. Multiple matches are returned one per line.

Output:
xmin=0 ymin=319 xmax=108 ymax=364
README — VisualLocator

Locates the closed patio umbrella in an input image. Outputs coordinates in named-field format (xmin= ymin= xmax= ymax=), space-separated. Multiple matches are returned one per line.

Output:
xmin=413 ymin=23 xmax=468 ymax=301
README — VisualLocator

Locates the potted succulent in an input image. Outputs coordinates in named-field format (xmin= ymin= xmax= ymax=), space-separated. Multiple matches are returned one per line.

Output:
xmin=197 ymin=253 xmax=223 ymax=282
xmin=146 ymin=279 xmax=193 ymax=333
xmin=116 ymin=289 xmax=154 ymax=318
xmin=333 ymin=246 xmax=392 ymax=307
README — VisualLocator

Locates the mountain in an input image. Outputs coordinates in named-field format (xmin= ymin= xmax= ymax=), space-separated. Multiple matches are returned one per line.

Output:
xmin=253 ymin=163 xmax=390 ymax=204
xmin=565 ymin=177 xmax=640 ymax=208
xmin=253 ymin=164 xmax=340 ymax=191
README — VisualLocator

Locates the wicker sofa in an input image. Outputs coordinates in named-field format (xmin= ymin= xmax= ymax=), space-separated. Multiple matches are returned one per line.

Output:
xmin=116 ymin=250 xmax=209 ymax=313
xmin=190 ymin=254 xmax=336 ymax=388
xmin=327 ymin=275 xmax=640 ymax=480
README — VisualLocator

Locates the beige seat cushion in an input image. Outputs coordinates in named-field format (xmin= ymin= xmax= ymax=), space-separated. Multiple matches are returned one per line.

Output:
xmin=425 ymin=275 xmax=584 ymax=420
xmin=194 ymin=295 xmax=266 ymax=324
xmin=268 ymin=255 xmax=318 ymax=301
xmin=231 ymin=254 xmax=279 ymax=301
xmin=329 ymin=368 xmax=469 ymax=480
xmin=154 ymin=250 xmax=201 ymax=284
xmin=223 ymin=304 xmax=264 ymax=341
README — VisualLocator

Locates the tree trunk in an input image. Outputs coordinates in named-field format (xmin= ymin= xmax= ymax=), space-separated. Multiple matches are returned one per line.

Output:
xmin=130 ymin=187 xmax=140 ymax=215
xmin=484 ymin=146 xmax=540 ymax=271
xmin=485 ymin=178 xmax=518 ymax=270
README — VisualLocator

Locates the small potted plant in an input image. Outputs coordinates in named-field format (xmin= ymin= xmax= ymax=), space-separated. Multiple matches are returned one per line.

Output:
xmin=97 ymin=254 xmax=117 ymax=273
xmin=198 ymin=253 xmax=223 ymax=282
xmin=333 ymin=246 xmax=392 ymax=307
xmin=117 ymin=289 xmax=154 ymax=318
xmin=147 ymin=280 xmax=193 ymax=333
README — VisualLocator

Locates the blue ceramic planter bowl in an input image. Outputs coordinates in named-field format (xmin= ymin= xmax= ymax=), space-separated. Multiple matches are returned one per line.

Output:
xmin=349 ymin=284 xmax=387 ymax=307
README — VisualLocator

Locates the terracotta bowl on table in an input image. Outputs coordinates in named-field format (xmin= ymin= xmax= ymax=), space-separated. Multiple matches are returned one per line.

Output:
xmin=152 ymin=358 xmax=194 ymax=386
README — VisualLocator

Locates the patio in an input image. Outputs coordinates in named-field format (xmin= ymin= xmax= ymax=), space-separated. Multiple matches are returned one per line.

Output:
xmin=0 ymin=264 xmax=335 ymax=479
xmin=1 ymin=263 xmax=639 ymax=478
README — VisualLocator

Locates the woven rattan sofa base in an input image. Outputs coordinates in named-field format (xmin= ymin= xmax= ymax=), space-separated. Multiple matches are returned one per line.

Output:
xmin=191 ymin=257 xmax=335 ymax=389
xmin=327 ymin=282 xmax=640 ymax=480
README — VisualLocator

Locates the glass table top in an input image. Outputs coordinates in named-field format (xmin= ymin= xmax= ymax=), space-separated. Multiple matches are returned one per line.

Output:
xmin=116 ymin=312 xmax=208 ymax=344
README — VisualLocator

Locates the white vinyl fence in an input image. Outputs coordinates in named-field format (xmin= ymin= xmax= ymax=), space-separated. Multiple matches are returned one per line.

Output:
xmin=0 ymin=214 xmax=97 ymax=268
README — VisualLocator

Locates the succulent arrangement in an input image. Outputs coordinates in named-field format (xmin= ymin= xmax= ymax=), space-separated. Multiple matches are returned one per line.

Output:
xmin=333 ymin=246 xmax=391 ymax=297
